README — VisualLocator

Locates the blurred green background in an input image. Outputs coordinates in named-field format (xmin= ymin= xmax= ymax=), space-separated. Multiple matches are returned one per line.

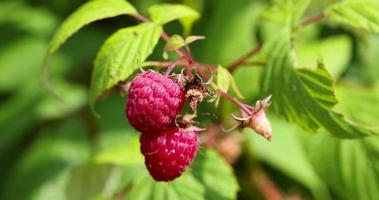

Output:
xmin=1 ymin=0 xmax=379 ymax=199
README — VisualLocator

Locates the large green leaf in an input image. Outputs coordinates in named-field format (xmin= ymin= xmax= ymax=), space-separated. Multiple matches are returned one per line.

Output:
xmin=262 ymin=0 xmax=310 ymax=27
xmin=326 ymin=0 xmax=379 ymax=33
xmin=148 ymin=4 xmax=199 ymax=34
xmin=191 ymin=149 xmax=239 ymax=200
xmin=48 ymin=0 xmax=138 ymax=54
xmin=305 ymin=132 xmax=379 ymax=200
xmin=89 ymin=22 xmax=162 ymax=111
xmin=261 ymin=31 xmax=379 ymax=138
xmin=124 ymin=171 xmax=205 ymax=200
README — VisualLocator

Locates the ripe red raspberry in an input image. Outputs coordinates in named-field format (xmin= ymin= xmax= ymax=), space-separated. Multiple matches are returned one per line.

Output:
xmin=140 ymin=128 xmax=199 ymax=182
xmin=126 ymin=71 xmax=185 ymax=133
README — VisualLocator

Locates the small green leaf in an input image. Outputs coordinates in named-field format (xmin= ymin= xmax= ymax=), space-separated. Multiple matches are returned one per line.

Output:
xmin=217 ymin=66 xmax=231 ymax=93
xmin=48 ymin=0 xmax=138 ymax=54
xmin=326 ymin=0 xmax=379 ymax=33
xmin=89 ymin=23 xmax=162 ymax=112
xmin=164 ymin=34 xmax=205 ymax=52
xmin=217 ymin=65 xmax=244 ymax=98
xmin=164 ymin=34 xmax=186 ymax=52
xmin=185 ymin=35 xmax=205 ymax=44
xmin=148 ymin=4 xmax=199 ymax=34
xmin=261 ymin=31 xmax=379 ymax=138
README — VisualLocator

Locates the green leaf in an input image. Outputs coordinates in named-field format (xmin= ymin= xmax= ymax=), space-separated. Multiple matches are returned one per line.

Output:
xmin=217 ymin=66 xmax=231 ymax=93
xmin=2 ymin=120 xmax=91 ymax=200
xmin=148 ymin=4 xmax=199 ymax=34
xmin=89 ymin=22 xmax=162 ymax=112
xmin=125 ymin=171 xmax=205 ymax=200
xmin=305 ymin=132 xmax=379 ymax=200
xmin=216 ymin=65 xmax=244 ymax=99
xmin=164 ymin=34 xmax=205 ymax=52
xmin=246 ymin=117 xmax=331 ymax=200
xmin=296 ymin=35 xmax=352 ymax=79
xmin=164 ymin=34 xmax=186 ymax=51
xmin=48 ymin=0 xmax=138 ymax=54
xmin=66 ymin=163 xmax=123 ymax=200
xmin=191 ymin=149 xmax=239 ymax=200
xmin=262 ymin=0 xmax=310 ymax=27
xmin=95 ymin=134 xmax=143 ymax=166
xmin=261 ymin=32 xmax=379 ymax=138
xmin=326 ymin=0 xmax=379 ymax=33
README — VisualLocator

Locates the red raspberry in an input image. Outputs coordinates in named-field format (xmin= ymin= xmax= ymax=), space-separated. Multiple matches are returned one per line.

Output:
xmin=140 ymin=128 xmax=199 ymax=182
xmin=126 ymin=71 xmax=185 ymax=133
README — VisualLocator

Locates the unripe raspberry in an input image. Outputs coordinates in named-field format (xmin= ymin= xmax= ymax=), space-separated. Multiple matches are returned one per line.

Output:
xmin=250 ymin=110 xmax=272 ymax=141
xmin=140 ymin=128 xmax=199 ymax=182
xmin=126 ymin=71 xmax=185 ymax=133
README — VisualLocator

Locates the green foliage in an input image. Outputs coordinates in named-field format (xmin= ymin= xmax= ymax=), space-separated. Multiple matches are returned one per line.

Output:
xmin=215 ymin=65 xmax=243 ymax=106
xmin=326 ymin=0 xmax=379 ymax=33
xmin=48 ymin=0 xmax=137 ymax=54
xmin=246 ymin=117 xmax=331 ymax=200
xmin=261 ymin=32 xmax=378 ymax=138
xmin=148 ymin=4 xmax=199 ymax=34
xmin=89 ymin=22 xmax=162 ymax=111
xmin=164 ymin=34 xmax=205 ymax=52
xmin=306 ymin=133 xmax=379 ymax=200
xmin=2 ymin=0 xmax=379 ymax=199
xmin=296 ymin=35 xmax=352 ymax=79
xmin=262 ymin=0 xmax=310 ymax=27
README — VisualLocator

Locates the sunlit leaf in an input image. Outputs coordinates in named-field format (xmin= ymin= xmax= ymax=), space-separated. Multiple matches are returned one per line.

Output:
xmin=164 ymin=34 xmax=186 ymax=52
xmin=48 ymin=0 xmax=138 ymax=54
xmin=89 ymin=22 xmax=162 ymax=112
xmin=326 ymin=0 xmax=379 ymax=33
xmin=148 ymin=4 xmax=199 ymax=34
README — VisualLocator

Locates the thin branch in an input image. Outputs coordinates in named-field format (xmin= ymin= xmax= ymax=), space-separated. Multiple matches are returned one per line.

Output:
xmin=228 ymin=45 xmax=262 ymax=72
xmin=141 ymin=61 xmax=176 ymax=68
xmin=300 ymin=12 xmax=326 ymax=28
xmin=217 ymin=89 xmax=252 ymax=115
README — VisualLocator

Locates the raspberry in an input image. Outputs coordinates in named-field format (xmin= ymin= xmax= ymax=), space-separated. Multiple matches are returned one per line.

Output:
xmin=140 ymin=128 xmax=199 ymax=182
xmin=126 ymin=71 xmax=185 ymax=133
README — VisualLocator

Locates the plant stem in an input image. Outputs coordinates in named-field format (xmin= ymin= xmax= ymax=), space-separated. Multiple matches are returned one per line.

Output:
xmin=228 ymin=45 xmax=262 ymax=72
xmin=217 ymin=89 xmax=252 ymax=115
xmin=300 ymin=12 xmax=326 ymax=28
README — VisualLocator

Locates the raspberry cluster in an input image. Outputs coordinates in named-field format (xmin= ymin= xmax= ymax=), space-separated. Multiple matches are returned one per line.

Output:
xmin=126 ymin=71 xmax=199 ymax=182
